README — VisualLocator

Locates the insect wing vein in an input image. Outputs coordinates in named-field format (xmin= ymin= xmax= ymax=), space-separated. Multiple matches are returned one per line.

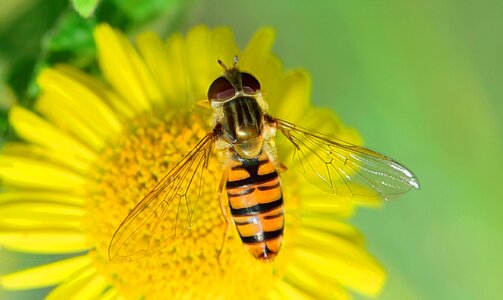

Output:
xmin=273 ymin=117 xmax=420 ymax=200
xmin=108 ymin=132 xmax=217 ymax=261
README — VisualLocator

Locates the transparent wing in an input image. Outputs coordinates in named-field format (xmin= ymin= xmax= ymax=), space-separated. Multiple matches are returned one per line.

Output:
xmin=108 ymin=132 xmax=217 ymax=261
xmin=272 ymin=117 xmax=420 ymax=200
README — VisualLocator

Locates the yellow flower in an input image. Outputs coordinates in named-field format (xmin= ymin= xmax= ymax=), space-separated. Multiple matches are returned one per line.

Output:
xmin=0 ymin=24 xmax=385 ymax=299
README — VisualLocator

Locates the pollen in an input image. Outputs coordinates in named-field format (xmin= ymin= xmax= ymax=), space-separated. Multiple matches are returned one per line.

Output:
xmin=85 ymin=111 xmax=285 ymax=299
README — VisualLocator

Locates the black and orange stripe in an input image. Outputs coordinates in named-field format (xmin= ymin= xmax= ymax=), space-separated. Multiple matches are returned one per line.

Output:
xmin=226 ymin=151 xmax=284 ymax=261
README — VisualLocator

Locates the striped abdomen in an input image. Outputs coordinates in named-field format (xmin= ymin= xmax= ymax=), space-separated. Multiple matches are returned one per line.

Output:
xmin=226 ymin=152 xmax=284 ymax=261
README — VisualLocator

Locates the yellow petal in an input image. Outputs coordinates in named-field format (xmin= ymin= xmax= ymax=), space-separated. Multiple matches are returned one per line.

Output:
xmin=241 ymin=27 xmax=282 ymax=101
xmin=0 ymin=200 xmax=84 ymax=219
xmin=299 ymin=215 xmax=364 ymax=246
xmin=185 ymin=25 xmax=220 ymax=102
xmin=0 ymin=255 xmax=92 ymax=290
xmin=295 ymin=233 xmax=385 ymax=296
xmin=95 ymin=23 xmax=159 ymax=112
xmin=59 ymin=274 xmax=108 ymax=300
xmin=272 ymin=280 xmax=316 ymax=300
xmin=298 ymin=107 xmax=362 ymax=146
xmin=2 ymin=143 xmax=90 ymax=174
xmin=287 ymin=183 xmax=355 ymax=217
xmin=180 ymin=26 xmax=242 ymax=105
xmin=100 ymin=288 xmax=122 ymax=300
xmin=8 ymin=106 xmax=96 ymax=163
xmin=298 ymin=227 xmax=369 ymax=261
xmin=268 ymin=69 xmax=311 ymax=121
xmin=0 ymin=194 xmax=83 ymax=230
xmin=0 ymin=230 xmax=89 ymax=253
xmin=37 ymin=67 xmax=122 ymax=138
xmin=46 ymin=266 xmax=108 ymax=300
xmin=164 ymin=32 xmax=191 ymax=105
xmin=0 ymin=155 xmax=87 ymax=191
xmin=54 ymin=64 xmax=133 ymax=120
xmin=105 ymin=90 xmax=136 ymax=119
xmin=136 ymin=31 xmax=171 ymax=109
xmin=36 ymin=94 xmax=105 ymax=151
xmin=210 ymin=27 xmax=240 ymax=70
xmin=285 ymin=263 xmax=350 ymax=300
xmin=185 ymin=26 xmax=241 ymax=103
xmin=0 ymin=219 xmax=81 ymax=231
xmin=0 ymin=191 xmax=84 ymax=206
xmin=241 ymin=27 xmax=275 ymax=68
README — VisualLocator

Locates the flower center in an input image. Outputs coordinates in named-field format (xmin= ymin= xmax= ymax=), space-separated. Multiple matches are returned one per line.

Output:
xmin=86 ymin=111 xmax=286 ymax=299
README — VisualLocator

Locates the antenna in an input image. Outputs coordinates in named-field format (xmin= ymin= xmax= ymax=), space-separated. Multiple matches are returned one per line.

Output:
xmin=232 ymin=55 xmax=238 ymax=68
xmin=217 ymin=55 xmax=239 ymax=71
xmin=217 ymin=59 xmax=228 ymax=71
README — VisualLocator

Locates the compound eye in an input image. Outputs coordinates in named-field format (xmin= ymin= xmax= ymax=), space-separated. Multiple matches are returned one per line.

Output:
xmin=241 ymin=72 xmax=261 ymax=94
xmin=207 ymin=77 xmax=235 ymax=101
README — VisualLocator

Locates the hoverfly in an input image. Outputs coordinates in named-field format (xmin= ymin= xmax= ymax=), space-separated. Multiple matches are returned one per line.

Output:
xmin=108 ymin=57 xmax=420 ymax=262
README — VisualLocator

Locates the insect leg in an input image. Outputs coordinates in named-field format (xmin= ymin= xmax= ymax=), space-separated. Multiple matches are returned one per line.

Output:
xmin=263 ymin=138 xmax=288 ymax=172
xmin=217 ymin=169 xmax=231 ymax=262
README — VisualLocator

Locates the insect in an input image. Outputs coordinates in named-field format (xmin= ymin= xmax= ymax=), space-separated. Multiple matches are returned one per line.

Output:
xmin=108 ymin=57 xmax=420 ymax=262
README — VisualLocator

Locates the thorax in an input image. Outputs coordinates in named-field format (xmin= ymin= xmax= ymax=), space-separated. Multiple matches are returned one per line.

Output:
xmin=216 ymin=96 xmax=265 ymax=159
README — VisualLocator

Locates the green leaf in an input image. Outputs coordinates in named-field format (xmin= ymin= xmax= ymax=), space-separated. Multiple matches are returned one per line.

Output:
xmin=44 ymin=10 xmax=96 ymax=54
xmin=0 ymin=113 xmax=11 ymax=145
xmin=0 ymin=0 xmax=68 ymax=105
xmin=0 ymin=83 xmax=16 ymax=144
xmin=1 ymin=0 xmax=189 ymax=109
xmin=24 ymin=10 xmax=98 ymax=99
xmin=71 ymin=0 xmax=101 ymax=18
xmin=113 ymin=0 xmax=178 ymax=23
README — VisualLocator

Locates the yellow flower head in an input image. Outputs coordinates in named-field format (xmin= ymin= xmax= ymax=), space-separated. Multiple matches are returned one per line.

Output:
xmin=0 ymin=24 xmax=385 ymax=299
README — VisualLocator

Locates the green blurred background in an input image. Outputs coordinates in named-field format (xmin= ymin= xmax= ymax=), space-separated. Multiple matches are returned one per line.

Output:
xmin=1 ymin=0 xmax=502 ymax=299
